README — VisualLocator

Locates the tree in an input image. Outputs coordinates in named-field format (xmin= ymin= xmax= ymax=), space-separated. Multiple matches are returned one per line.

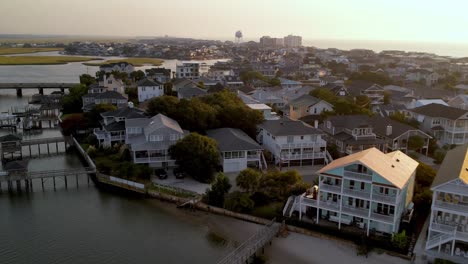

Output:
xmin=236 ymin=168 xmax=261 ymax=194
xmin=86 ymin=104 xmax=117 ymax=128
xmin=61 ymin=84 xmax=88 ymax=114
xmin=269 ymin=78 xmax=281 ymax=86
xmin=130 ymin=70 xmax=145 ymax=82
xmin=79 ymin=74 xmax=96 ymax=87
xmin=169 ymin=133 xmax=220 ymax=183
xmin=146 ymin=96 xmax=180 ymax=117
xmin=408 ymin=135 xmax=425 ymax=151
xmin=349 ymin=72 xmax=393 ymax=86
xmin=310 ymin=88 xmax=338 ymax=105
xmin=224 ymin=191 xmax=255 ymax=213
xmin=389 ymin=112 xmax=420 ymax=128
xmin=257 ymin=170 xmax=304 ymax=201
xmin=383 ymin=91 xmax=391 ymax=104
xmin=392 ymin=230 xmax=409 ymax=250
xmin=60 ymin=113 xmax=87 ymax=136
xmin=433 ymin=149 xmax=447 ymax=164
xmin=205 ymin=173 xmax=232 ymax=207
xmin=416 ymin=162 xmax=436 ymax=188
xmin=355 ymin=95 xmax=371 ymax=108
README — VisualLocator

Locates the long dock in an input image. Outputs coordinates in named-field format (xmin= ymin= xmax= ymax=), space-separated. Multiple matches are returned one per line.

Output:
xmin=217 ymin=218 xmax=281 ymax=264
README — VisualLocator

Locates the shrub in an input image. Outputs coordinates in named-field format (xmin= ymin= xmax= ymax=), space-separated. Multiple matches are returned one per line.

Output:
xmin=224 ymin=191 xmax=255 ymax=213
xmin=433 ymin=149 xmax=446 ymax=164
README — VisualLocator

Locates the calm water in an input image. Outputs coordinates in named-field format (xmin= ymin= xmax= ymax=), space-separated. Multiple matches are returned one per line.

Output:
xmin=0 ymin=59 xmax=242 ymax=263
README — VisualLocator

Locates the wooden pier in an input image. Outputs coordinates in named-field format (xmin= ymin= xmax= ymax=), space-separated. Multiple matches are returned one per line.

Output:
xmin=216 ymin=218 xmax=281 ymax=264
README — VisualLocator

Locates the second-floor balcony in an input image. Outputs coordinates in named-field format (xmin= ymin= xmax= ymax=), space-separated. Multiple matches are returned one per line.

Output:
xmin=279 ymin=139 xmax=327 ymax=149
xmin=434 ymin=200 xmax=468 ymax=214
xmin=371 ymin=212 xmax=394 ymax=224
xmin=134 ymin=156 xmax=171 ymax=163
xmin=343 ymin=188 xmax=371 ymax=200
xmin=320 ymin=184 xmax=341 ymax=194
xmin=280 ymin=152 xmax=325 ymax=160
xmin=341 ymin=204 xmax=369 ymax=218
xmin=319 ymin=200 xmax=340 ymax=211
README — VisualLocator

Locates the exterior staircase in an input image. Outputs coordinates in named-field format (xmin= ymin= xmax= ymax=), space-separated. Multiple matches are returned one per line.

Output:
xmin=283 ymin=195 xmax=298 ymax=217
xmin=426 ymin=233 xmax=454 ymax=251
xmin=324 ymin=151 xmax=333 ymax=164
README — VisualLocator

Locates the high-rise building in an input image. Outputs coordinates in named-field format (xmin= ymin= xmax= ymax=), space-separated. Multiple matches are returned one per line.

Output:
xmin=284 ymin=34 xmax=302 ymax=47
xmin=260 ymin=36 xmax=284 ymax=48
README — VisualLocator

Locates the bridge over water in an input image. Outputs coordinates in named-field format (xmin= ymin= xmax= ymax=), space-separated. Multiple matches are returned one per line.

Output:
xmin=0 ymin=83 xmax=79 ymax=96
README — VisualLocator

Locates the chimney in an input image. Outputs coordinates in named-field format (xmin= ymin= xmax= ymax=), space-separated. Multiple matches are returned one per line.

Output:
xmin=386 ymin=125 xmax=392 ymax=136
xmin=314 ymin=120 xmax=319 ymax=128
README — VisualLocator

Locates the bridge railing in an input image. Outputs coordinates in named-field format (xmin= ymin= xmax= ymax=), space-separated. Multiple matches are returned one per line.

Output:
xmin=0 ymin=167 xmax=96 ymax=181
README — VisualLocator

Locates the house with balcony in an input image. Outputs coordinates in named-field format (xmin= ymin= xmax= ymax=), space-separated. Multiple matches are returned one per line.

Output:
xmin=347 ymin=81 xmax=385 ymax=106
xmin=257 ymin=118 xmax=332 ymax=167
xmin=93 ymin=104 xmax=146 ymax=147
xmin=425 ymin=144 xmax=468 ymax=262
xmin=207 ymin=128 xmax=267 ymax=173
xmin=409 ymin=103 xmax=468 ymax=145
xmin=322 ymin=115 xmax=432 ymax=155
xmin=99 ymin=62 xmax=135 ymax=75
xmin=288 ymin=94 xmax=333 ymax=120
xmin=175 ymin=62 xmax=200 ymax=79
xmin=125 ymin=114 xmax=188 ymax=168
xmin=137 ymin=78 xmax=164 ymax=103
xmin=285 ymin=148 xmax=418 ymax=236
xmin=82 ymin=91 xmax=128 ymax=112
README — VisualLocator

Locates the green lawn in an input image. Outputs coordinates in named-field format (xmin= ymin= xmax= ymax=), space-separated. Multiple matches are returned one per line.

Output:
xmin=0 ymin=47 xmax=64 ymax=55
xmin=0 ymin=56 xmax=100 ymax=65
xmin=83 ymin=57 xmax=164 ymax=67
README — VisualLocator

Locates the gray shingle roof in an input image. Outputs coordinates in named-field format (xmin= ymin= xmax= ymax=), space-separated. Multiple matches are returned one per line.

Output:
xmin=207 ymin=128 xmax=261 ymax=152
xmin=104 ymin=121 xmax=125 ymax=132
xmin=431 ymin=144 xmax=468 ymax=188
xmin=178 ymin=86 xmax=207 ymax=99
xmin=410 ymin=103 xmax=468 ymax=120
xmin=137 ymin=78 xmax=162 ymax=86
xmin=289 ymin=94 xmax=321 ymax=107
xmin=144 ymin=114 xmax=184 ymax=137
xmin=259 ymin=118 xmax=323 ymax=136
xmin=100 ymin=107 xmax=145 ymax=119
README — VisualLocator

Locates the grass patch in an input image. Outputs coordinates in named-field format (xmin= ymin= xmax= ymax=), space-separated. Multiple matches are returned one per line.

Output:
xmin=83 ymin=57 xmax=163 ymax=67
xmin=0 ymin=47 xmax=64 ymax=55
xmin=250 ymin=202 xmax=284 ymax=219
xmin=0 ymin=56 xmax=100 ymax=65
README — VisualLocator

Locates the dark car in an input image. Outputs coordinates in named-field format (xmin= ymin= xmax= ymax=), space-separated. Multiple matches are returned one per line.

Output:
xmin=173 ymin=167 xmax=186 ymax=179
xmin=155 ymin=169 xmax=168 ymax=179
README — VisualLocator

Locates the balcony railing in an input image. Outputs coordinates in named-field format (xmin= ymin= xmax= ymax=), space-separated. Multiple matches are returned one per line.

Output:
xmin=372 ymin=193 xmax=397 ymax=204
xmin=434 ymin=200 xmax=468 ymax=213
xmin=134 ymin=156 xmax=170 ymax=163
xmin=279 ymin=140 xmax=326 ymax=149
xmin=320 ymin=184 xmax=341 ymax=194
xmin=301 ymin=197 xmax=317 ymax=207
xmin=431 ymin=222 xmax=456 ymax=234
xmin=343 ymin=188 xmax=371 ymax=200
xmin=371 ymin=212 xmax=394 ymax=224
xmin=280 ymin=152 xmax=325 ymax=160
xmin=247 ymin=154 xmax=260 ymax=160
xmin=343 ymin=170 xmax=372 ymax=182
xmin=341 ymin=205 xmax=369 ymax=218
xmin=319 ymin=200 xmax=340 ymax=211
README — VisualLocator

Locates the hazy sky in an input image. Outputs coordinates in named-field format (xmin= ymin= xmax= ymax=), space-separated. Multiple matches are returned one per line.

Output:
xmin=2 ymin=0 xmax=468 ymax=43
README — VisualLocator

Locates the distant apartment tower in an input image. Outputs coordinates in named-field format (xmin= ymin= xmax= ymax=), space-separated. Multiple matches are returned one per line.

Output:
xmin=284 ymin=35 xmax=302 ymax=47
xmin=176 ymin=62 xmax=200 ymax=80
xmin=260 ymin=36 xmax=284 ymax=48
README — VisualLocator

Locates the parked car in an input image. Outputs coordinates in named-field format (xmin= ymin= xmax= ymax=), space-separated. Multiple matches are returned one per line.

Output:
xmin=173 ymin=167 xmax=186 ymax=179
xmin=155 ymin=169 xmax=168 ymax=179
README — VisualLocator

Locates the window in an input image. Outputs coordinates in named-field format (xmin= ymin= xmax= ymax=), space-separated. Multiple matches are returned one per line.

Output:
xmin=349 ymin=180 xmax=355 ymax=189
xmin=300 ymin=136 xmax=304 ymax=140
xmin=314 ymin=108 xmax=317 ymax=114
xmin=170 ymin=134 xmax=179 ymax=141
xmin=108 ymin=80 xmax=112 ymax=84
xmin=224 ymin=152 xmax=231 ymax=159
xmin=326 ymin=121 xmax=331 ymax=129
xmin=142 ymin=87 xmax=146 ymax=91
xmin=432 ymin=119 xmax=440 ymax=125
xmin=360 ymin=182 xmax=365 ymax=190
xmin=310 ymin=135 xmax=317 ymax=142
xmin=287 ymin=136 xmax=294 ymax=143
xmin=149 ymin=135 xmax=163 ymax=141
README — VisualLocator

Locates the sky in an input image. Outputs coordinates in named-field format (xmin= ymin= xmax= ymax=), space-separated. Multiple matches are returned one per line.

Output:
xmin=1 ymin=0 xmax=468 ymax=44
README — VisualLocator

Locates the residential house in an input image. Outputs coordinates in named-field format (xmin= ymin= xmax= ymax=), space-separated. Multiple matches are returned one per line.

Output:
xmin=407 ymin=99 xmax=448 ymax=109
xmin=99 ymin=74 xmax=125 ymax=94
xmin=289 ymin=94 xmax=333 ymax=120
xmin=0 ymin=134 xmax=22 ymax=161
xmin=347 ymin=81 xmax=385 ymax=106
xmin=125 ymin=114 xmax=188 ymax=168
xmin=176 ymin=62 xmax=200 ymax=79
xmin=207 ymin=128 xmax=266 ymax=173
xmin=94 ymin=104 xmax=146 ymax=147
xmin=246 ymin=104 xmax=279 ymax=120
xmin=406 ymin=69 xmax=439 ymax=86
xmin=82 ymin=91 xmax=128 ymax=112
xmin=192 ymin=77 xmax=219 ymax=88
xmin=257 ymin=118 xmax=331 ymax=167
xmin=279 ymin=77 xmax=303 ymax=90
xmin=425 ymin=144 xmax=468 ymax=262
xmin=137 ymin=78 xmax=164 ymax=103
xmin=447 ymin=95 xmax=468 ymax=110
xmin=322 ymin=115 xmax=431 ymax=155
xmin=177 ymin=86 xmax=207 ymax=100
xmin=99 ymin=62 xmax=135 ymax=75
xmin=145 ymin=68 xmax=171 ymax=83
xmin=409 ymin=104 xmax=468 ymax=145
xmin=172 ymin=78 xmax=196 ymax=92
xmin=288 ymin=148 xmax=418 ymax=236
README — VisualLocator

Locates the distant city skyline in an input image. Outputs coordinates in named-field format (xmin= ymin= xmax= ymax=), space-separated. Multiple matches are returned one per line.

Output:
xmin=2 ymin=0 xmax=468 ymax=44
